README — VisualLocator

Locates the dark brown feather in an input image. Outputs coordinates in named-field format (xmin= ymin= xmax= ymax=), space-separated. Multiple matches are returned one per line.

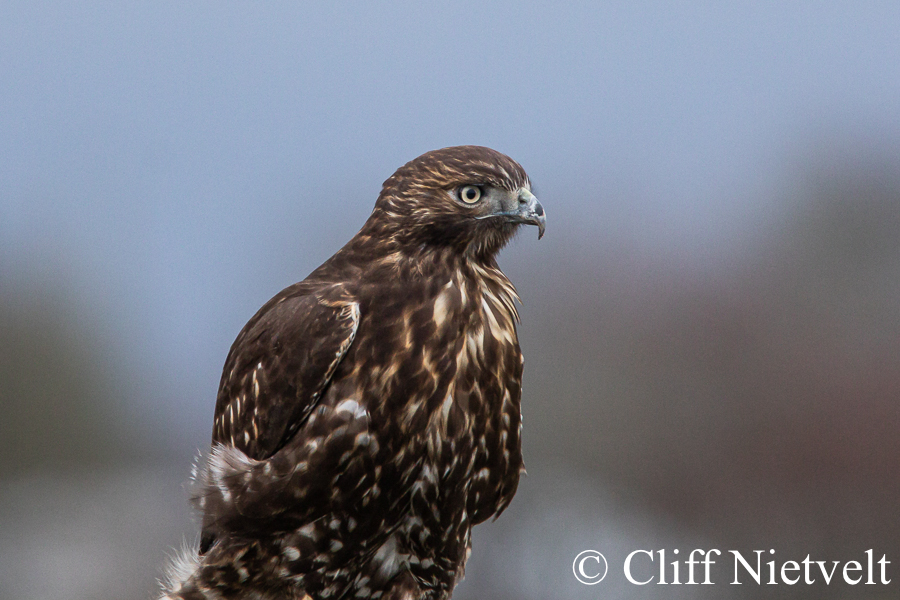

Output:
xmin=212 ymin=286 xmax=359 ymax=460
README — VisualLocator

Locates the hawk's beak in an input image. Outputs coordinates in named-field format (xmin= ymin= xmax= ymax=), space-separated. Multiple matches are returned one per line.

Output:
xmin=516 ymin=189 xmax=546 ymax=239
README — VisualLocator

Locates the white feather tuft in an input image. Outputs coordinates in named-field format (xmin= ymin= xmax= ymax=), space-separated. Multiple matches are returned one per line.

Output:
xmin=158 ymin=538 xmax=200 ymax=598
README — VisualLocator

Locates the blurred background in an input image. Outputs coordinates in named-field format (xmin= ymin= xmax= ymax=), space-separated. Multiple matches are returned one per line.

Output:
xmin=1 ymin=2 xmax=898 ymax=599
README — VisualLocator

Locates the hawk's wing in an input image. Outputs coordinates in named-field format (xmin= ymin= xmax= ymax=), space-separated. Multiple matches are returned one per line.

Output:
xmin=212 ymin=286 xmax=360 ymax=461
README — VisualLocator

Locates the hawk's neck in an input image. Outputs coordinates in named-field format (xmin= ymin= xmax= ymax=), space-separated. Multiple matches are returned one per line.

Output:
xmin=322 ymin=237 xmax=515 ymax=292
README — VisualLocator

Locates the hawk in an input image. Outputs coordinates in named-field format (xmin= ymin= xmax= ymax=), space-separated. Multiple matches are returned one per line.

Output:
xmin=161 ymin=146 xmax=546 ymax=600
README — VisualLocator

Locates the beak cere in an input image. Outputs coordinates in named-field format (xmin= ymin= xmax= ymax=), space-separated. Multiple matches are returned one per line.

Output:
xmin=517 ymin=189 xmax=547 ymax=239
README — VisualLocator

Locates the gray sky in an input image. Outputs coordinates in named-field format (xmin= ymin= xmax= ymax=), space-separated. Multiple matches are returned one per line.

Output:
xmin=2 ymin=1 xmax=899 ymax=443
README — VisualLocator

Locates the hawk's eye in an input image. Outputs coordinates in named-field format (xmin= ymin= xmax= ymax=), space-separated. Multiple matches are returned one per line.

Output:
xmin=458 ymin=185 xmax=483 ymax=204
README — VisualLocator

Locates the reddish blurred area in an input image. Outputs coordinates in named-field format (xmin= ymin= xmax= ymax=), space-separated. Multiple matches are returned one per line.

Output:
xmin=521 ymin=160 xmax=900 ymax=592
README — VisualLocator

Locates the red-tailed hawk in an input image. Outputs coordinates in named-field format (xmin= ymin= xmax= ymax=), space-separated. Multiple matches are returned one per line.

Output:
xmin=161 ymin=146 xmax=545 ymax=600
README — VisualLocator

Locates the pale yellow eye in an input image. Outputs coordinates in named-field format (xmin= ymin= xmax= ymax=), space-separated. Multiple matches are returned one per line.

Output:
xmin=458 ymin=185 xmax=482 ymax=204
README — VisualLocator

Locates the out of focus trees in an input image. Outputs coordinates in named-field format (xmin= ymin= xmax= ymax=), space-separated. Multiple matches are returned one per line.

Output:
xmin=520 ymin=159 xmax=900 ymax=598
xmin=0 ymin=285 xmax=136 ymax=476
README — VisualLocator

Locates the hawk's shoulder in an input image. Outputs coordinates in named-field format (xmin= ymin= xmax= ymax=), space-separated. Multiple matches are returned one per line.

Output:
xmin=212 ymin=282 xmax=359 ymax=460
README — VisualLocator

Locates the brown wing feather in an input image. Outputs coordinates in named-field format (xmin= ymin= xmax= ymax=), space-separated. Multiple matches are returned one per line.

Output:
xmin=212 ymin=285 xmax=359 ymax=460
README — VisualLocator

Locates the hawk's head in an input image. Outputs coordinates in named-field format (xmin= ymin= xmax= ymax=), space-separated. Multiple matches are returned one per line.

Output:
xmin=368 ymin=146 xmax=545 ymax=259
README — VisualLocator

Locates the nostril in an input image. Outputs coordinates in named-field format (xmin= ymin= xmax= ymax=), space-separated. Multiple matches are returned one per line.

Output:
xmin=535 ymin=204 xmax=544 ymax=216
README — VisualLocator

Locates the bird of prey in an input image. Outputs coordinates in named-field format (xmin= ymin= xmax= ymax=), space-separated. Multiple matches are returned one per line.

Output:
xmin=161 ymin=146 xmax=546 ymax=600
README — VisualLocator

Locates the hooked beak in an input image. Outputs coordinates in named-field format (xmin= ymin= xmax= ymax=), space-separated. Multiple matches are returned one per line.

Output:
xmin=475 ymin=188 xmax=547 ymax=239
xmin=516 ymin=189 xmax=546 ymax=239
